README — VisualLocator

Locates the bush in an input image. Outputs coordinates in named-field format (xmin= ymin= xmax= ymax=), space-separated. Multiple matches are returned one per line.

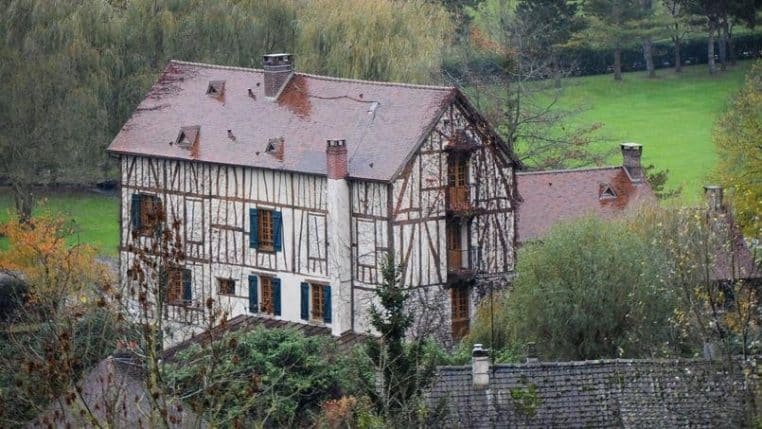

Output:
xmin=166 ymin=327 xmax=349 ymax=427
xmin=475 ymin=217 xmax=682 ymax=361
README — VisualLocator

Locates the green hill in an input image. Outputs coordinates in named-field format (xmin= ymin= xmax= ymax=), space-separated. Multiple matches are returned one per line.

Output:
xmin=553 ymin=61 xmax=752 ymax=202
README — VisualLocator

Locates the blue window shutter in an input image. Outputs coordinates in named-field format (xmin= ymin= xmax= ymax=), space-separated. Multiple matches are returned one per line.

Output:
xmin=248 ymin=275 xmax=259 ymax=313
xmin=273 ymin=211 xmax=283 ymax=252
xmin=131 ymin=194 xmax=141 ymax=229
xmin=323 ymin=285 xmax=332 ymax=324
xmin=159 ymin=269 xmax=168 ymax=301
xmin=300 ymin=282 xmax=309 ymax=320
xmin=249 ymin=209 xmax=259 ymax=248
xmin=273 ymin=278 xmax=282 ymax=316
xmin=182 ymin=269 xmax=192 ymax=302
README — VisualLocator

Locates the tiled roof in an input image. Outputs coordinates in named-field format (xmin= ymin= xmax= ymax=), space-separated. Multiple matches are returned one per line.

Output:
xmin=162 ymin=314 xmax=367 ymax=361
xmin=428 ymin=358 xmax=753 ymax=428
xmin=694 ymin=208 xmax=761 ymax=281
xmin=107 ymin=60 xmax=459 ymax=182
xmin=515 ymin=166 xmax=655 ymax=242
xmin=29 ymin=357 xmax=206 ymax=428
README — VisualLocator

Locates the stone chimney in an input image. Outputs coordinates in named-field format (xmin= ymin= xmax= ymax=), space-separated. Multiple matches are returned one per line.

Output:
xmin=525 ymin=341 xmax=539 ymax=363
xmin=620 ymin=143 xmax=644 ymax=183
xmin=263 ymin=53 xmax=293 ymax=98
xmin=326 ymin=139 xmax=352 ymax=336
xmin=472 ymin=344 xmax=490 ymax=390
xmin=704 ymin=185 xmax=724 ymax=213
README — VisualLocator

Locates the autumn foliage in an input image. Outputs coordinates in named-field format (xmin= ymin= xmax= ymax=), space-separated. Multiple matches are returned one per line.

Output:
xmin=0 ymin=211 xmax=111 ymax=310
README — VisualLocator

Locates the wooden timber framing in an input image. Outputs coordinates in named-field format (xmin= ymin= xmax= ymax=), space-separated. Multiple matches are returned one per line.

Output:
xmin=118 ymin=93 xmax=517 ymax=344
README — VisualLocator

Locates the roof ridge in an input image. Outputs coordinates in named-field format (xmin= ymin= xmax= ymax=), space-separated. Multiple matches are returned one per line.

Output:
xmin=297 ymin=71 xmax=455 ymax=91
xmin=516 ymin=165 xmax=622 ymax=176
xmin=169 ymin=59 xmax=455 ymax=91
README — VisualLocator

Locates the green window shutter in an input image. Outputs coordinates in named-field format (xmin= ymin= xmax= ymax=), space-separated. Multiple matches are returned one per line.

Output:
xmin=273 ymin=211 xmax=283 ymax=252
xmin=248 ymin=275 xmax=258 ymax=313
xmin=249 ymin=209 xmax=259 ymax=248
xmin=182 ymin=269 xmax=192 ymax=302
xmin=300 ymin=282 xmax=309 ymax=320
xmin=273 ymin=278 xmax=281 ymax=316
xmin=131 ymin=194 xmax=142 ymax=229
xmin=323 ymin=285 xmax=332 ymax=324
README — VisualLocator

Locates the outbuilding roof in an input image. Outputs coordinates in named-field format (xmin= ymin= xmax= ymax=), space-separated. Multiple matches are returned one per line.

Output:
xmin=107 ymin=60 xmax=462 ymax=182
xmin=515 ymin=166 xmax=655 ymax=242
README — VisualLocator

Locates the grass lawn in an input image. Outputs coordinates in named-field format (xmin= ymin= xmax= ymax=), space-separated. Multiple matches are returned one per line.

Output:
xmin=0 ymin=189 xmax=119 ymax=256
xmin=552 ymin=60 xmax=753 ymax=203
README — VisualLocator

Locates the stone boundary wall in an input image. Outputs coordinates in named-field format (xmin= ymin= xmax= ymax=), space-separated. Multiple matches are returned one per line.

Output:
xmin=428 ymin=358 xmax=758 ymax=428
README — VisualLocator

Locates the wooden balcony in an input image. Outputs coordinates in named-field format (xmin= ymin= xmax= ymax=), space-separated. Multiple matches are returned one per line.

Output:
xmin=447 ymin=247 xmax=476 ymax=286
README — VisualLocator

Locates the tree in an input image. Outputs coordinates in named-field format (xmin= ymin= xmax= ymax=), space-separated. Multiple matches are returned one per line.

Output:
xmin=662 ymin=0 xmax=695 ymax=72
xmin=473 ymin=217 xmax=681 ymax=360
xmin=460 ymin=0 xmax=606 ymax=170
xmin=582 ymin=0 xmax=642 ymax=81
xmin=362 ymin=255 xmax=438 ymax=426
xmin=0 ymin=213 xmax=126 ymax=426
xmin=516 ymin=0 xmax=584 ymax=88
xmin=165 ymin=328 xmax=348 ymax=427
xmin=713 ymin=61 xmax=762 ymax=238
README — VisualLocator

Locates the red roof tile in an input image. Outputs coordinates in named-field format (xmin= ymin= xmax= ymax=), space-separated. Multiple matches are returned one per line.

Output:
xmin=107 ymin=60 xmax=458 ymax=181
xmin=516 ymin=166 xmax=656 ymax=242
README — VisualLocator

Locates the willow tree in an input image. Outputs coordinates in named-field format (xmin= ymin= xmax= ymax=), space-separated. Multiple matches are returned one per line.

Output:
xmin=295 ymin=0 xmax=452 ymax=83
xmin=0 ymin=0 xmax=115 ymax=221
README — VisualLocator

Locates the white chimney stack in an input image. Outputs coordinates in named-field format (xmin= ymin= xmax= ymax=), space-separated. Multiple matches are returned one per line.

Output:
xmin=472 ymin=344 xmax=490 ymax=390
xmin=326 ymin=139 xmax=352 ymax=336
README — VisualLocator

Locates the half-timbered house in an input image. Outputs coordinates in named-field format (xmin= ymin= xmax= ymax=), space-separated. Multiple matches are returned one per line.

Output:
xmin=107 ymin=54 xmax=519 ymax=345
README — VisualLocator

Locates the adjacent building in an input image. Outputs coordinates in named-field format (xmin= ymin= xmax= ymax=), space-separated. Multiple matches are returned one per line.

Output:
xmin=107 ymin=54 xmax=519 ymax=345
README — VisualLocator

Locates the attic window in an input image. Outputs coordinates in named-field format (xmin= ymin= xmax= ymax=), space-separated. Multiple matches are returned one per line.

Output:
xmin=206 ymin=80 xmax=225 ymax=96
xmin=175 ymin=126 xmax=200 ymax=148
xmin=599 ymin=183 xmax=617 ymax=199
xmin=265 ymin=137 xmax=284 ymax=160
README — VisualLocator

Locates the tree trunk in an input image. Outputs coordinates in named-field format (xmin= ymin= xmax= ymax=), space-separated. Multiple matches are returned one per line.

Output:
xmin=718 ymin=20 xmax=727 ymax=71
xmin=552 ymin=53 xmax=561 ymax=89
xmin=707 ymin=23 xmax=717 ymax=74
xmin=12 ymin=183 xmax=34 ymax=224
xmin=673 ymin=36 xmax=682 ymax=73
xmin=727 ymin=23 xmax=737 ymax=66
xmin=614 ymin=46 xmax=622 ymax=81
xmin=643 ymin=38 xmax=656 ymax=78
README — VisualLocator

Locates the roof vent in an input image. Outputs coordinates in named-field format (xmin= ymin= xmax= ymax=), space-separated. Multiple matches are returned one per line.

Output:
xmin=265 ymin=137 xmax=284 ymax=161
xmin=206 ymin=80 xmax=225 ymax=97
xmin=175 ymin=126 xmax=200 ymax=148
xmin=599 ymin=183 xmax=617 ymax=199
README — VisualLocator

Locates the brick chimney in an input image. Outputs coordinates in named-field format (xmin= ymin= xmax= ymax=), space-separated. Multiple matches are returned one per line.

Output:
xmin=620 ymin=143 xmax=644 ymax=183
xmin=703 ymin=185 xmax=724 ymax=212
xmin=263 ymin=53 xmax=293 ymax=98
xmin=472 ymin=344 xmax=490 ymax=390
xmin=326 ymin=139 xmax=351 ymax=336
xmin=326 ymin=139 xmax=348 ymax=179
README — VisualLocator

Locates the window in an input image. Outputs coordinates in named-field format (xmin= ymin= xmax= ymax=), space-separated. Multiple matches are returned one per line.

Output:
xmin=206 ymin=80 xmax=225 ymax=96
xmin=161 ymin=267 xmax=192 ymax=306
xmin=447 ymin=157 xmax=469 ymax=209
xmin=448 ymin=157 xmax=468 ymax=187
xmin=217 ymin=278 xmax=235 ymax=295
xmin=249 ymin=208 xmax=283 ymax=252
xmin=301 ymin=283 xmax=331 ymax=324
xmin=259 ymin=209 xmax=274 ymax=250
xmin=599 ymin=183 xmax=617 ymax=199
xmin=248 ymin=275 xmax=281 ymax=316
xmin=261 ymin=276 xmax=274 ymax=314
xmin=131 ymin=194 xmax=163 ymax=237
xmin=447 ymin=223 xmax=463 ymax=270
xmin=451 ymin=287 xmax=470 ymax=340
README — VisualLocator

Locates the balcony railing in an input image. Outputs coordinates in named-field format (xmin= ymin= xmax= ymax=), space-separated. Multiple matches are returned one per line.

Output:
xmin=447 ymin=247 xmax=477 ymax=273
